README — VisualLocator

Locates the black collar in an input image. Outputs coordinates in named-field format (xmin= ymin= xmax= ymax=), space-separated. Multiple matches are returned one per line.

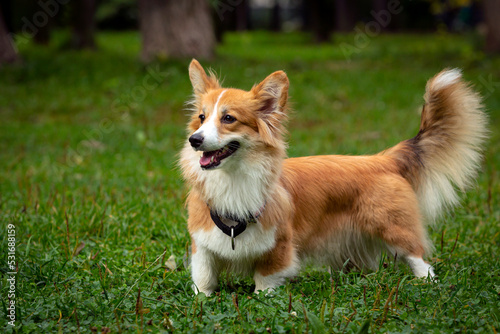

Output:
xmin=208 ymin=203 xmax=266 ymax=250
xmin=209 ymin=211 xmax=249 ymax=239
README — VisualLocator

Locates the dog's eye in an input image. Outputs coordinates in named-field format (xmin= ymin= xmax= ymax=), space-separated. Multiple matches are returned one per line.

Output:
xmin=199 ymin=114 xmax=205 ymax=124
xmin=222 ymin=114 xmax=236 ymax=124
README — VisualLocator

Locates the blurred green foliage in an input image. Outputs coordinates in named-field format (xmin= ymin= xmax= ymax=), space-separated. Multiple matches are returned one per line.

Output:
xmin=0 ymin=30 xmax=499 ymax=333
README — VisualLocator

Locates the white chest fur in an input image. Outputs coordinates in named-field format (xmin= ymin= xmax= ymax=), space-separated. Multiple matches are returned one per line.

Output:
xmin=192 ymin=223 xmax=277 ymax=264
xmin=181 ymin=141 xmax=276 ymax=219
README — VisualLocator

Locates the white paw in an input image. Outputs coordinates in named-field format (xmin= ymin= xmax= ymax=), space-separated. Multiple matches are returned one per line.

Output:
xmin=192 ymin=284 xmax=214 ymax=296
xmin=406 ymin=255 xmax=436 ymax=280
xmin=254 ymin=287 xmax=275 ymax=296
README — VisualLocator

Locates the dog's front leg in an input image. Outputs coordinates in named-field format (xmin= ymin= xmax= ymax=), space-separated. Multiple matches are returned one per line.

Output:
xmin=253 ymin=240 xmax=299 ymax=293
xmin=191 ymin=244 xmax=219 ymax=296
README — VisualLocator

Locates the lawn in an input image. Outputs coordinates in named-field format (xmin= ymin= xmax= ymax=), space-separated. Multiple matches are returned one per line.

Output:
xmin=0 ymin=30 xmax=499 ymax=333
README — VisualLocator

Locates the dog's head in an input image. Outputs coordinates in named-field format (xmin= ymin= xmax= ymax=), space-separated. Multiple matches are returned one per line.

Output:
xmin=185 ymin=59 xmax=289 ymax=171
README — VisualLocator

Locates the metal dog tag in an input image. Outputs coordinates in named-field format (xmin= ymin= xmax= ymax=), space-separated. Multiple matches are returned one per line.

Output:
xmin=231 ymin=227 xmax=235 ymax=250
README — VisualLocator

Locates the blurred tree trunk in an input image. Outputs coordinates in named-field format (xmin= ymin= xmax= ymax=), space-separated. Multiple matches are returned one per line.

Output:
xmin=1 ymin=0 xmax=13 ymax=32
xmin=269 ymin=0 xmax=281 ymax=32
xmin=139 ymin=0 xmax=215 ymax=62
xmin=372 ymin=0 xmax=387 ymax=12
xmin=214 ymin=0 xmax=250 ymax=42
xmin=0 ymin=6 xmax=19 ymax=64
xmin=334 ymin=0 xmax=356 ymax=32
xmin=34 ymin=21 xmax=52 ymax=45
xmin=372 ymin=0 xmax=387 ymax=31
xmin=235 ymin=0 xmax=250 ymax=31
xmin=483 ymin=0 xmax=500 ymax=53
xmin=72 ymin=0 xmax=97 ymax=49
xmin=308 ymin=0 xmax=335 ymax=42
xmin=139 ymin=0 xmax=169 ymax=59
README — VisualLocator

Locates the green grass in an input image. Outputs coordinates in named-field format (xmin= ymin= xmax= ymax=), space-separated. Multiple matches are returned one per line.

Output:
xmin=1 ymin=30 xmax=499 ymax=333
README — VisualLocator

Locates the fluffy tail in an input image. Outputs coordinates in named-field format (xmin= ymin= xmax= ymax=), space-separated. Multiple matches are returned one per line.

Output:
xmin=386 ymin=69 xmax=488 ymax=221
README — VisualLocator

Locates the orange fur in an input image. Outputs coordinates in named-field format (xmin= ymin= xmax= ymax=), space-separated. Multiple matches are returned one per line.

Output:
xmin=181 ymin=61 xmax=487 ymax=294
xmin=281 ymin=156 xmax=427 ymax=259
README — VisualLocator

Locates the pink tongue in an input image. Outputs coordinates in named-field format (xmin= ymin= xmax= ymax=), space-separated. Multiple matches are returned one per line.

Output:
xmin=200 ymin=151 xmax=217 ymax=167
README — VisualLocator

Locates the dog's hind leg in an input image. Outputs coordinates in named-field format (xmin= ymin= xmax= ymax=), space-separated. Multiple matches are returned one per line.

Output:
xmin=358 ymin=176 xmax=435 ymax=279
xmin=377 ymin=228 xmax=435 ymax=279
xmin=376 ymin=224 xmax=435 ymax=279
xmin=371 ymin=218 xmax=435 ymax=279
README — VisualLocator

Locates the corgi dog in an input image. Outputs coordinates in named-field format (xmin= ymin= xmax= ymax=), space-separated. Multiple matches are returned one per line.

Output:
xmin=180 ymin=59 xmax=487 ymax=295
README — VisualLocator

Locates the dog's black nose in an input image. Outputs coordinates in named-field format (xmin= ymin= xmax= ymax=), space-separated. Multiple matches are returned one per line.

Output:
xmin=189 ymin=133 xmax=204 ymax=148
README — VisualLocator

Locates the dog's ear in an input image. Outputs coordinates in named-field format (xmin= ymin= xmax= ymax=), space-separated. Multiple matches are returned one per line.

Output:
xmin=251 ymin=71 xmax=289 ymax=147
xmin=252 ymin=71 xmax=289 ymax=115
xmin=189 ymin=59 xmax=220 ymax=95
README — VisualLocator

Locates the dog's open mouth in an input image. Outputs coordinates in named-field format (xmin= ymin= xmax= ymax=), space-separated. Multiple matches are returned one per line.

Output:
xmin=199 ymin=141 xmax=240 ymax=169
